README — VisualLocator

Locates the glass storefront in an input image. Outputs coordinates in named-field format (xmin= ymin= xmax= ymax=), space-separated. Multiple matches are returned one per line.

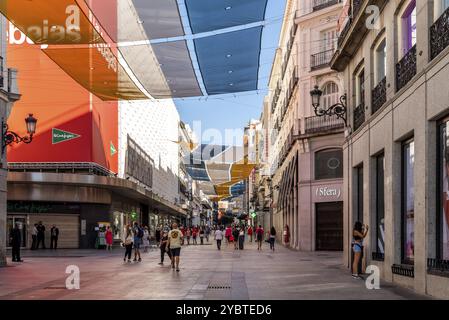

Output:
xmin=439 ymin=121 xmax=449 ymax=260
xmin=402 ymin=139 xmax=415 ymax=263
xmin=376 ymin=154 xmax=385 ymax=254
xmin=6 ymin=216 xmax=27 ymax=248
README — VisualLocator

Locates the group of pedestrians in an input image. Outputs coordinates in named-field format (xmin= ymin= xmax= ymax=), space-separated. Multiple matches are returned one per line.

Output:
xmin=179 ymin=225 xmax=210 ymax=245
xmin=122 ymin=222 xmax=150 ymax=263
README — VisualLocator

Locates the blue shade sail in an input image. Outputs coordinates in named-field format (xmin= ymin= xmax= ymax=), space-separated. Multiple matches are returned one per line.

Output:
xmin=185 ymin=0 xmax=268 ymax=34
xmin=194 ymin=27 xmax=263 ymax=95
xmin=230 ymin=182 xmax=246 ymax=197
xmin=186 ymin=162 xmax=211 ymax=181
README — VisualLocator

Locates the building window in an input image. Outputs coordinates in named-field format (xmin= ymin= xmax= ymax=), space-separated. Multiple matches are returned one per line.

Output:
xmin=402 ymin=138 xmax=415 ymax=264
xmin=315 ymin=149 xmax=343 ymax=180
xmin=438 ymin=121 xmax=449 ymax=260
xmin=401 ymin=0 xmax=417 ymax=57
xmin=355 ymin=165 xmax=364 ymax=223
xmin=356 ymin=68 xmax=365 ymax=107
xmin=374 ymin=38 xmax=387 ymax=84
xmin=322 ymin=82 xmax=339 ymax=110
xmin=375 ymin=153 xmax=385 ymax=257
xmin=435 ymin=0 xmax=449 ymax=21
xmin=320 ymin=28 xmax=337 ymax=52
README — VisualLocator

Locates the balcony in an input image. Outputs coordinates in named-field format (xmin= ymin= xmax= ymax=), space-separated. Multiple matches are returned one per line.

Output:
xmin=353 ymin=103 xmax=365 ymax=131
xmin=313 ymin=0 xmax=341 ymax=11
xmin=304 ymin=115 xmax=344 ymax=134
xmin=371 ymin=77 xmax=387 ymax=114
xmin=428 ymin=258 xmax=449 ymax=277
xmin=396 ymin=45 xmax=417 ymax=92
xmin=430 ymin=6 xmax=449 ymax=60
xmin=332 ymin=0 xmax=389 ymax=72
xmin=278 ymin=122 xmax=300 ymax=167
xmin=311 ymin=49 xmax=334 ymax=71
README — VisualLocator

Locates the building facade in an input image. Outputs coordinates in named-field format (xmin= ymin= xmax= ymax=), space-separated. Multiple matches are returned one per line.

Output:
xmin=331 ymin=0 xmax=449 ymax=298
xmin=0 ymin=15 xmax=21 ymax=266
xmin=266 ymin=0 xmax=345 ymax=251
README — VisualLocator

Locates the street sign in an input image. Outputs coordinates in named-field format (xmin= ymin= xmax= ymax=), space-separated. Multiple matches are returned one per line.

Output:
xmin=251 ymin=212 xmax=257 ymax=219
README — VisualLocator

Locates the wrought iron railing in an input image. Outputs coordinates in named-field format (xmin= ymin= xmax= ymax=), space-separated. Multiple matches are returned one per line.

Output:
xmin=392 ymin=264 xmax=414 ymax=278
xmin=304 ymin=115 xmax=344 ymax=134
xmin=313 ymin=0 xmax=341 ymax=11
xmin=353 ymin=103 xmax=365 ymax=131
xmin=372 ymin=77 xmax=387 ymax=114
xmin=311 ymin=49 xmax=335 ymax=70
xmin=430 ymin=6 xmax=449 ymax=60
xmin=428 ymin=258 xmax=449 ymax=276
xmin=372 ymin=251 xmax=385 ymax=261
xmin=396 ymin=45 xmax=417 ymax=92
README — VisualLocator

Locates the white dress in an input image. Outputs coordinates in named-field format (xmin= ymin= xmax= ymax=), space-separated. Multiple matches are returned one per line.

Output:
xmin=142 ymin=230 xmax=150 ymax=248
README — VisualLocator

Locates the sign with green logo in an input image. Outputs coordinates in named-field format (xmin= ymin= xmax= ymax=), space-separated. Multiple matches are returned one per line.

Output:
xmin=110 ymin=141 xmax=117 ymax=156
xmin=52 ymin=128 xmax=81 ymax=145
xmin=251 ymin=212 xmax=257 ymax=219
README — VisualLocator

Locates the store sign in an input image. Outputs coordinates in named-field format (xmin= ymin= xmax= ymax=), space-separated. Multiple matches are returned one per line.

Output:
xmin=125 ymin=135 xmax=154 ymax=188
xmin=52 ymin=128 xmax=81 ymax=144
xmin=110 ymin=141 xmax=117 ymax=156
xmin=316 ymin=186 xmax=341 ymax=198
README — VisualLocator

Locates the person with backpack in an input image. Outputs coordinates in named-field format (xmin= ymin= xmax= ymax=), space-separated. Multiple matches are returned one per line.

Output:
xmin=133 ymin=222 xmax=143 ymax=262
xmin=255 ymin=225 xmax=264 ymax=251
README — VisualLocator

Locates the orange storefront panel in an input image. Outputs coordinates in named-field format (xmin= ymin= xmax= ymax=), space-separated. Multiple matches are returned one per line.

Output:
xmin=6 ymin=2 xmax=118 ymax=173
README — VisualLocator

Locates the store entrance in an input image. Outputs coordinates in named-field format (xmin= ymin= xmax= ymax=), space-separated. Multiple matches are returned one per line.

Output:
xmin=315 ymin=202 xmax=343 ymax=251
xmin=6 ymin=216 xmax=27 ymax=248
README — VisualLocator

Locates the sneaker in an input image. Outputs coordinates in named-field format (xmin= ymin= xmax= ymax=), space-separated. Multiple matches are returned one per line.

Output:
xmin=133 ymin=258 xmax=137 ymax=262
xmin=352 ymin=274 xmax=363 ymax=279
xmin=138 ymin=258 xmax=142 ymax=262
xmin=128 ymin=260 xmax=131 ymax=263
xmin=176 ymin=268 xmax=180 ymax=272
xmin=172 ymin=264 xmax=175 ymax=269
xmin=158 ymin=262 xmax=163 ymax=265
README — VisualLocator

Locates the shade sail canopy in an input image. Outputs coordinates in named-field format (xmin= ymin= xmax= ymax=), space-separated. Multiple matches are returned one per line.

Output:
xmin=4 ymin=0 xmax=269 ymax=100
xmin=185 ymin=0 xmax=268 ymax=34
xmin=185 ymin=145 xmax=255 ymax=201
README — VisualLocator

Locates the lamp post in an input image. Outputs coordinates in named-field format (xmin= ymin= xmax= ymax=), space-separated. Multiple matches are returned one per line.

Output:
xmin=2 ymin=114 xmax=37 ymax=154
xmin=310 ymin=85 xmax=347 ymax=126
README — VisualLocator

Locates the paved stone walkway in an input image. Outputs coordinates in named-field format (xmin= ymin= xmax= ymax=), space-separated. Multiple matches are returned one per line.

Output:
xmin=0 ymin=241 xmax=428 ymax=300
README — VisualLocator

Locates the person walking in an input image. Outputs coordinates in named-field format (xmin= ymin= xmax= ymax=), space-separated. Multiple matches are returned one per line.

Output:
xmin=199 ymin=227 xmax=205 ymax=245
xmin=105 ymin=226 xmax=113 ymax=251
xmin=352 ymin=222 xmax=369 ymax=279
xmin=155 ymin=226 xmax=161 ymax=245
xmin=158 ymin=231 xmax=172 ymax=265
xmin=31 ymin=223 xmax=38 ymax=250
xmin=232 ymin=226 xmax=239 ymax=250
xmin=238 ymin=227 xmax=245 ymax=250
xmin=168 ymin=223 xmax=183 ymax=272
xmin=142 ymin=226 xmax=151 ymax=253
xmin=132 ymin=222 xmax=143 ymax=262
xmin=269 ymin=226 xmax=276 ymax=251
xmin=186 ymin=227 xmax=191 ymax=245
xmin=36 ymin=221 xmax=46 ymax=249
xmin=255 ymin=225 xmax=264 ymax=251
xmin=205 ymin=225 xmax=211 ymax=242
xmin=10 ymin=223 xmax=23 ymax=262
xmin=122 ymin=225 xmax=133 ymax=263
xmin=192 ymin=227 xmax=198 ymax=245
xmin=214 ymin=227 xmax=223 ymax=250
xmin=225 ymin=226 xmax=232 ymax=247
xmin=247 ymin=225 xmax=253 ymax=242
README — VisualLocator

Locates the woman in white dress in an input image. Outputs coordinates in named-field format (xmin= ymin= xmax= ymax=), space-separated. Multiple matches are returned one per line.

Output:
xmin=142 ymin=226 xmax=151 ymax=253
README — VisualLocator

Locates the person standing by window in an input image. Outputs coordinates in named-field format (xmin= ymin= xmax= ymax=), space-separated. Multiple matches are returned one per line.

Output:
xmin=10 ymin=223 xmax=23 ymax=262
xmin=31 ymin=224 xmax=38 ymax=250
xmin=352 ymin=221 xmax=369 ymax=279
xmin=122 ymin=225 xmax=133 ymax=263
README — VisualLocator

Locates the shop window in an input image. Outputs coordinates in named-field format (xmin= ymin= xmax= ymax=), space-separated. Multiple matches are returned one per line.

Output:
xmin=355 ymin=68 xmax=365 ymax=107
xmin=400 ymin=0 xmax=417 ymax=57
xmin=315 ymin=149 xmax=343 ymax=180
xmin=438 ymin=121 xmax=449 ymax=260
xmin=375 ymin=153 xmax=385 ymax=256
xmin=402 ymin=138 xmax=415 ymax=264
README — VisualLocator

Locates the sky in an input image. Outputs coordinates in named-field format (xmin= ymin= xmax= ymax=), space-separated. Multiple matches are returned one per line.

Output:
xmin=175 ymin=0 xmax=286 ymax=146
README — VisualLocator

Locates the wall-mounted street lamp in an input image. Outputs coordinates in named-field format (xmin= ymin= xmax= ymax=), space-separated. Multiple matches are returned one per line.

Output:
xmin=2 ymin=114 xmax=37 ymax=154
xmin=310 ymin=85 xmax=347 ymax=126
